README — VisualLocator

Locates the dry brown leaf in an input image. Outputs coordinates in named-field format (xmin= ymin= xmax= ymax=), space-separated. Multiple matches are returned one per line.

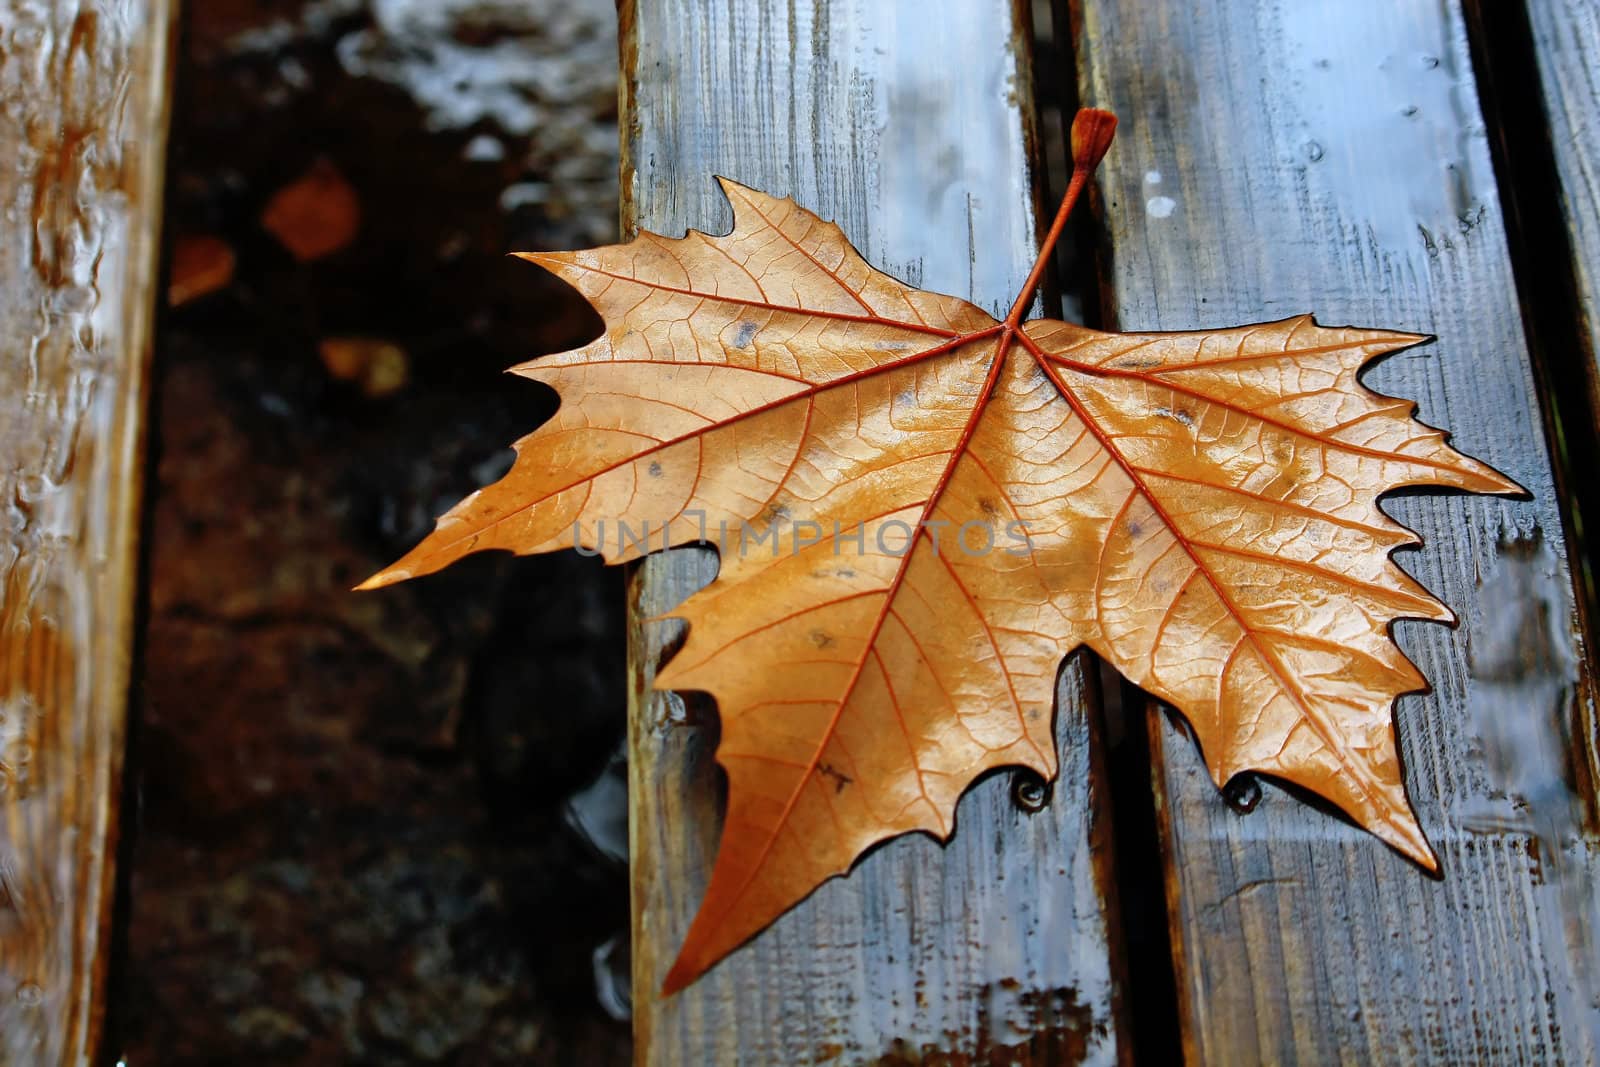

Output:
xmin=360 ymin=110 xmax=1520 ymax=992
xmin=318 ymin=337 xmax=410 ymax=397
xmin=262 ymin=158 xmax=361 ymax=262
xmin=167 ymin=234 xmax=235 ymax=306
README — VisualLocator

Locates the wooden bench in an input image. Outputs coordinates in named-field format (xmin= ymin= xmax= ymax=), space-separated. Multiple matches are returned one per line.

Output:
xmin=2 ymin=0 xmax=1595 ymax=1063
xmin=0 ymin=3 xmax=175 ymax=1064
xmin=619 ymin=0 xmax=1598 ymax=1062
xmin=618 ymin=2 xmax=1127 ymax=1063
xmin=1077 ymin=2 xmax=1597 ymax=1061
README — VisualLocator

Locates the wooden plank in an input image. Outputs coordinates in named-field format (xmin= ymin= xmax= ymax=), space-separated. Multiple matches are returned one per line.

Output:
xmin=1522 ymin=0 xmax=1600 ymax=424
xmin=1070 ymin=0 xmax=1600 ymax=1061
xmin=0 ymin=2 xmax=176 ymax=1063
xmin=620 ymin=1 xmax=1127 ymax=1063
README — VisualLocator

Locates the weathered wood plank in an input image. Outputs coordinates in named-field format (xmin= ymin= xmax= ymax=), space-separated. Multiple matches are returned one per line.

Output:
xmin=0 ymin=1 xmax=176 ymax=1063
xmin=620 ymin=1 xmax=1127 ymax=1063
xmin=1522 ymin=0 xmax=1600 ymax=424
xmin=1071 ymin=0 xmax=1600 ymax=1061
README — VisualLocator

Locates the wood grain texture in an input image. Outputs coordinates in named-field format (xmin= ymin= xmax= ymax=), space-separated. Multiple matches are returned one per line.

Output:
xmin=1524 ymin=0 xmax=1600 ymax=420
xmin=1071 ymin=0 xmax=1600 ymax=1062
xmin=620 ymin=1 xmax=1126 ymax=1063
xmin=0 ymin=1 xmax=175 ymax=1063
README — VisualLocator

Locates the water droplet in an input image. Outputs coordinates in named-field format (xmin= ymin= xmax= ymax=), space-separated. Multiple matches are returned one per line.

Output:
xmin=500 ymin=181 xmax=551 ymax=212
xmin=1420 ymin=55 xmax=1439 ymax=69
xmin=1305 ymin=140 xmax=1325 ymax=163
xmin=1145 ymin=195 xmax=1177 ymax=219
xmin=1011 ymin=771 xmax=1050 ymax=813
xmin=1223 ymin=775 xmax=1262 ymax=814
xmin=565 ymin=747 xmax=628 ymax=866
xmin=16 ymin=982 xmax=43 ymax=1007
xmin=592 ymin=934 xmax=631 ymax=1022
xmin=1401 ymin=104 xmax=1419 ymax=118
xmin=1143 ymin=169 xmax=1162 ymax=186
xmin=464 ymin=134 xmax=505 ymax=162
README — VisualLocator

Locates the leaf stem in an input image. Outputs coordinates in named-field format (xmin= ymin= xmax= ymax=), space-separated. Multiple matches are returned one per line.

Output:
xmin=1003 ymin=108 xmax=1118 ymax=327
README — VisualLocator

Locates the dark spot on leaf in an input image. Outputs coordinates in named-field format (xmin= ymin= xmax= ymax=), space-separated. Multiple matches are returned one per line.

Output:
xmin=733 ymin=320 xmax=758 ymax=349
xmin=818 ymin=762 xmax=852 ymax=793
xmin=978 ymin=497 xmax=1000 ymax=518
xmin=647 ymin=460 xmax=663 ymax=478
xmin=1154 ymin=406 xmax=1195 ymax=429
xmin=810 ymin=629 xmax=835 ymax=649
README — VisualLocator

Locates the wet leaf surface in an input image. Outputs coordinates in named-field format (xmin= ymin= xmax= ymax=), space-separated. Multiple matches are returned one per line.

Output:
xmin=368 ymin=112 xmax=1521 ymax=993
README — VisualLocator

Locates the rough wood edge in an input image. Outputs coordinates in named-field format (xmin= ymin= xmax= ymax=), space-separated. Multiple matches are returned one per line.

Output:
xmin=0 ymin=2 xmax=178 ymax=1064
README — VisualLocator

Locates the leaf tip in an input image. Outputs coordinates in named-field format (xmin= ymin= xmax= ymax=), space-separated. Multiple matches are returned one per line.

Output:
xmin=512 ymin=250 xmax=566 ymax=273
xmin=652 ymin=662 xmax=682 ymax=691
xmin=659 ymin=957 xmax=698 ymax=998
xmin=1406 ymin=834 xmax=1442 ymax=875
xmin=353 ymin=567 xmax=405 ymax=592
xmin=1484 ymin=465 xmax=1531 ymax=499
xmin=712 ymin=173 xmax=760 ymax=197
xmin=1380 ymin=807 xmax=1440 ymax=873
xmin=1444 ymin=452 xmax=1529 ymax=500
xmin=713 ymin=174 xmax=776 ymax=218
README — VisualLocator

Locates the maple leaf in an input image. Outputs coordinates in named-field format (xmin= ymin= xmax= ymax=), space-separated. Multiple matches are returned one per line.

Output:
xmin=360 ymin=110 xmax=1521 ymax=993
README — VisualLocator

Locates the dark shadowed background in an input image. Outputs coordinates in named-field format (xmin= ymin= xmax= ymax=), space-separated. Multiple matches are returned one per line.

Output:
xmin=121 ymin=1 xmax=633 ymax=1061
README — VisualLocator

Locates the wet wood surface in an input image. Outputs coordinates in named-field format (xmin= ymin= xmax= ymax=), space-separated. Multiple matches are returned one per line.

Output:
xmin=0 ymin=1 xmax=176 ymax=1063
xmin=1524 ymin=0 xmax=1600 ymax=418
xmin=1071 ymin=0 xmax=1600 ymax=1061
xmin=619 ymin=1 xmax=1127 ymax=1063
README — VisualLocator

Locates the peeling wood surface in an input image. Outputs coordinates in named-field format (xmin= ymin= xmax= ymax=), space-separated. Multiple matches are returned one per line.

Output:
xmin=0 ymin=2 xmax=176 ymax=1063
xmin=620 ymin=1 xmax=1127 ymax=1063
xmin=1072 ymin=0 xmax=1600 ymax=1061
